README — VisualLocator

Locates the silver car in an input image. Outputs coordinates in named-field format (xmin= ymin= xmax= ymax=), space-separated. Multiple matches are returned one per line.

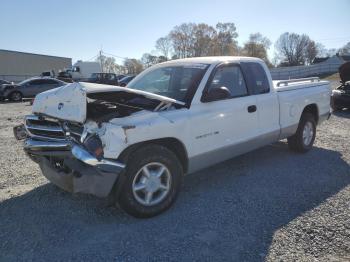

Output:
xmin=0 ymin=77 xmax=66 ymax=102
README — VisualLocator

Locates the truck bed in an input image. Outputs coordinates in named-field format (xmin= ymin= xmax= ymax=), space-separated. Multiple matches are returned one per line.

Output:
xmin=275 ymin=78 xmax=331 ymax=139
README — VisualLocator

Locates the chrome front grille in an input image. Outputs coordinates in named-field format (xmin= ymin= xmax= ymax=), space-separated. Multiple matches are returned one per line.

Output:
xmin=65 ymin=122 xmax=84 ymax=142
xmin=24 ymin=115 xmax=83 ymax=141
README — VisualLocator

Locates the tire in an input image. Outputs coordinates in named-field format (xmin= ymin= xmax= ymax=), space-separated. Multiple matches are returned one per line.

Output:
xmin=118 ymin=144 xmax=183 ymax=218
xmin=9 ymin=91 xmax=22 ymax=102
xmin=287 ymin=113 xmax=316 ymax=153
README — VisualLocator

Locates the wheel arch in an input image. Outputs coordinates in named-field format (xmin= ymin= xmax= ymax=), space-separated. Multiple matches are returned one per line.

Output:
xmin=117 ymin=137 xmax=189 ymax=174
xmin=301 ymin=103 xmax=319 ymax=124
xmin=8 ymin=90 xmax=23 ymax=100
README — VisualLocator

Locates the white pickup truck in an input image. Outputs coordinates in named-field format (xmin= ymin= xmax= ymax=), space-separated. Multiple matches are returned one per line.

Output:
xmin=14 ymin=57 xmax=331 ymax=217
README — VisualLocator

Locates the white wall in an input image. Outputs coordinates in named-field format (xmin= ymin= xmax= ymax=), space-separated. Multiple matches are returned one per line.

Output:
xmin=0 ymin=50 xmax=72 ymax=82
xmin=270 ymin=56 xmax=345 ymax=80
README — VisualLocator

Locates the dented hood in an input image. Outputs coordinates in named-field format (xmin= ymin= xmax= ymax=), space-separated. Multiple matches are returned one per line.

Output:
xmin=32 ymin=82 xmax=185 ymax=123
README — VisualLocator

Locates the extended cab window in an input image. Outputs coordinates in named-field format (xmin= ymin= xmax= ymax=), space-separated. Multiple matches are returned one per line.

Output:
xmin=207 ymin=65 xmax=248 ymax=98
xmin=241 ymin=62 xmax=269 ymax=94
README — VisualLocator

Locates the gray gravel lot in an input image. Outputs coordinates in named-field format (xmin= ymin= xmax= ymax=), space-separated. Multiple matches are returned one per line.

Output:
xmin=0 ymin=102 xmax=349 ymax=261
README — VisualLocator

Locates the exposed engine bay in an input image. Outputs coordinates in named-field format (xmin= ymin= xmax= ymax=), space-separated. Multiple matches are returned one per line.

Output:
xmin=86 ymin=92 xmax=163 ymax=123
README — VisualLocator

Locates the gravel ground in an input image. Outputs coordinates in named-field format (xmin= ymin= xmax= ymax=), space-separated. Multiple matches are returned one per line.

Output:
xmin=0 ymin=102 xmax=349 ymax=262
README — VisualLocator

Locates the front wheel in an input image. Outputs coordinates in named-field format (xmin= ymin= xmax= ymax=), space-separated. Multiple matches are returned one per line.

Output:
xmin=118 ymin=144 xmax=183 ymax=218
xmin=9 ymin=91 xmax=22 ymax=102
xmin=288 ymin=113 xmax=316 ymax=153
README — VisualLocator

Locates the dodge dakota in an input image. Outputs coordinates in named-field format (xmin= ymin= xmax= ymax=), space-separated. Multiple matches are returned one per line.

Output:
xmin=14 ymin=57 xmax=331 ymax=218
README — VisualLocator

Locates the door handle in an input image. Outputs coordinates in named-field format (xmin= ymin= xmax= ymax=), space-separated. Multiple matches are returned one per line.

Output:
xmin=247 ymin=105 xmax=257 ymax=113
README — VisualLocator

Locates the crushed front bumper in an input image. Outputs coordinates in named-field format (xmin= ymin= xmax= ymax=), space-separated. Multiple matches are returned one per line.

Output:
xmin=15 ymin=125 xmax=125 ymax=197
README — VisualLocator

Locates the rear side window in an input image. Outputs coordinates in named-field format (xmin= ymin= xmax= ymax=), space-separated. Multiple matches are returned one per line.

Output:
xmin=241 ymin=62 xmax=269 ymax=94
xmin=45 ymin=79 xmax=59 ymax=84
xmin=108 ymin=74 xmax=116 ymax=80
xmin=28 ymin=79 xmax=44 ymax=85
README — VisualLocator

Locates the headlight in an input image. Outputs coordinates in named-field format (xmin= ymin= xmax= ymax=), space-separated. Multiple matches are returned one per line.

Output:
xmin=83 ymin=134 xmax=104 ymax=160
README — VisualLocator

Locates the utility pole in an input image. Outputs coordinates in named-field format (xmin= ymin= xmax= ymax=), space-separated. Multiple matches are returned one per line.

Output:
xmin=99 ymin=49 xmax=104 ymax=73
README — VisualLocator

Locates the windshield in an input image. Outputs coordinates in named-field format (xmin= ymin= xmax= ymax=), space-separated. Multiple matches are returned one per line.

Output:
xmin=18 ymin=79 xmax=32 ymax=85
xmin=128 ymin=64 xmax=209 ymax=104
xmin=90 ymin=73 xmax=99 ymax=79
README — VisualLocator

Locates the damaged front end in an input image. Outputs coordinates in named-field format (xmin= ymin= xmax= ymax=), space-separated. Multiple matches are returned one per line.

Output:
xmin=14 ymin=114 xmax=125 ymax=197
xmin=14 ymin=82 xmax=184 ymax=197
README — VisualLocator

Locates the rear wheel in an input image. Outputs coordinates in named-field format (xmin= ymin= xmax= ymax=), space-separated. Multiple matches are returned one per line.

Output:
xmin=288 ymin=113 xmax=316 ymax=153
xmin=9 ymin=91 xmax=22 ymax=102
xmin=118 ymin=144 xmax=183 ymax=218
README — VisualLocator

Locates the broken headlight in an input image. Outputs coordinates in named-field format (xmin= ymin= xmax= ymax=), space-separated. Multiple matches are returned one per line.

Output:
xmin=83 ymin=134 xmax=104 ymax=160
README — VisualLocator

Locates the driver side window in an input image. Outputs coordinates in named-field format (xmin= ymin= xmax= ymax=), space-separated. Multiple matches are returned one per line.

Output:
xmin=208 ymin=65 xmax=248 ymax=98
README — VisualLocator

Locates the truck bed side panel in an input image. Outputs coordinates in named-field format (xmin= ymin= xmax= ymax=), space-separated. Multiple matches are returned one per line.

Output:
xmin=277 ymin=83 xmax=331 ymax=139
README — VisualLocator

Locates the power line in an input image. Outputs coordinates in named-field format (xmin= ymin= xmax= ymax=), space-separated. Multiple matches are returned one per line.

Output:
xmin=102 ymin=51 xmax=128 ymax=60
xmin=86 ymin=53 xmax=99 ymax=61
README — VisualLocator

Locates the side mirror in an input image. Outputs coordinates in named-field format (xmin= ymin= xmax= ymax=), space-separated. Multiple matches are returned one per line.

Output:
xmin=202 ymin=86 xmax=231 ymax=102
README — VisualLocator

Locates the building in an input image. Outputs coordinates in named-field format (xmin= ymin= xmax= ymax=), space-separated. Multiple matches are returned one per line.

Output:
xmin=0 ymin=49 xmax=72 ymax=82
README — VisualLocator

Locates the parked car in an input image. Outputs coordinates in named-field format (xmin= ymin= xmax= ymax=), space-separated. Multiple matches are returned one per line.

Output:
xmin=331 ymin=62 xmax=350 ymax=110
xmin=119 ymin=75 xmax=136 ymax=87
xmin=0 ymin=77 xmax=66 ymax=101
xmin=0 ymin=79 xmax=12 ymax=86
xmin=0 ymin=80 xmax=12 ymax=100
xmin=56 ymin=71 xmax=74 ymax=83
xmin=88 ymin=73 xmax=119 ymax=86
xmin=14 ymin=57 xmax=331 ymax=218
xmin=116 ymin=74 xmax=126 ymax=81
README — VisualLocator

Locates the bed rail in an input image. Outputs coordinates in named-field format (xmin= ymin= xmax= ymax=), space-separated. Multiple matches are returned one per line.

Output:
xmin=276 ymin=77 xmax=320 ymax=87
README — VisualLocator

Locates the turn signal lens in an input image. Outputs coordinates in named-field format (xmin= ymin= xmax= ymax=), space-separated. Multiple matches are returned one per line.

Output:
xmin=83 ymin=134 xmax=104 ymax=160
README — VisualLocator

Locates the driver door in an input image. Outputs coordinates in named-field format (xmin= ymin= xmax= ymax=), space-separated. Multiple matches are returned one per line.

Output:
xmin=188 ymin=64 xmax=259 ymax=171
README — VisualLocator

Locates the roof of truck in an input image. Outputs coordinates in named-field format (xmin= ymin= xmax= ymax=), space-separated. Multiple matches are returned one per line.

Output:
xmin=160 ymin=56 xmax=264 ymax=65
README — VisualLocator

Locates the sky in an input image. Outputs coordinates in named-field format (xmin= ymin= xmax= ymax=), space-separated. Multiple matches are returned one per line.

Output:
xmin=0 ymin=0 xmax=349 ymax=64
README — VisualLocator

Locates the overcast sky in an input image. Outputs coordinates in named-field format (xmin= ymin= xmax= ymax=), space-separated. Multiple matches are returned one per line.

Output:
xmin=1 ymin=0 xmax=349 ymax=63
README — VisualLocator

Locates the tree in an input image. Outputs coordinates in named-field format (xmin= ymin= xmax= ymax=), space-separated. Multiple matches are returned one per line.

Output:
xmin=157 ymin=56 xmax=168 ymax=63
xmin=325 ymin=48 xmax=337 ymax=57
xmin=305 ymin=40 xmax=318 ymax=65
xmin=192 ymin=23 xmax=217 ymax=56
xmin=96 ymin=55 xmax=120 ymax=73
xmin=339 ymin=42 xmax=350 ymax=55
xmin=275 ymin=32 xmax=312 ymax=66
xmin=155 ymin=36 xmax=172 ymax=59
xmin=241 ymin=33 xmax=271 ymax=62
xmin=169 ymin=23 xmax=196 ymax=58
xmin=162 ymin=22 xmax=239 ymax=59
xmin=213 ymin=22 xmax=239 ymax=56
xmin=124 ymin=58 xmax=143 ymax=74
xmin=315 ymin=43 xmax=327 ymax=57
xmin=141 ymin=53 xmax=158 ymax=68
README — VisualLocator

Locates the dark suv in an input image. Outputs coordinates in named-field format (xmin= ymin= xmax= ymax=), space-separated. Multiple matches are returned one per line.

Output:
xmin=88 ymin=73 xmax=119 ymax=86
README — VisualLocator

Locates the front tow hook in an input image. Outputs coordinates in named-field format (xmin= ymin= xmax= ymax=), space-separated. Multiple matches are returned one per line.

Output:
xmin=13 ymin=124 xmax=27 ymax=140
